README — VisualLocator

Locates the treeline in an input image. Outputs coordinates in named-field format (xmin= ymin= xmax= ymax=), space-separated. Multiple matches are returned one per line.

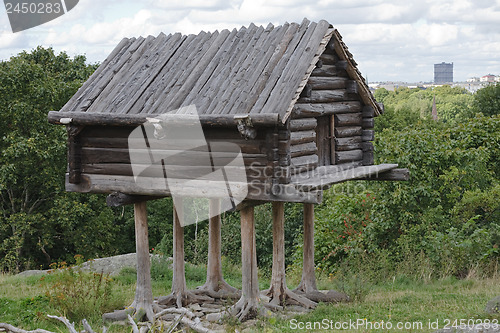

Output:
xmin=1 ymin=48 xmax=499 ymax=279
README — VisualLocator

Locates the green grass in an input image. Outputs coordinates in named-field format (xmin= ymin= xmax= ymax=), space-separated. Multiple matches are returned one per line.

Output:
xmin=1 ymin=261 xmax=499 ymax=333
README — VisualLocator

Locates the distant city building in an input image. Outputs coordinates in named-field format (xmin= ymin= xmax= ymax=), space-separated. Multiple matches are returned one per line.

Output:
xmin=434 ymin=62 xmax=453 ymax=83
xmin=467 ymin=77 xmax=480 ymax=83
xmin=481 ymin=74 xmax=496 ymax=83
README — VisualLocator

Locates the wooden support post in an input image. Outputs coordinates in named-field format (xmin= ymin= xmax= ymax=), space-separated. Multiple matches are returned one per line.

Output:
xmin=266 ymin=202 xmax=316 ymax=308
xmin=193 ymin=199 xmax=240 ymax=299
xmin=295 ymin=203 xmax=317 ymax=293
xmin=158 ymin=201 xmax=213 ymax=307
xmin=294 ymin=203 xmax=349 ymax=303
xmin=132 ymin=201 xmax=154 ymax=321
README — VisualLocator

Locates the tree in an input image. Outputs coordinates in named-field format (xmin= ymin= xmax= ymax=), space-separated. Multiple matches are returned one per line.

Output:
xmin=0 ymin=47 xmax=98 ymax=271
xmin=472 ymin=83 xmax=500 ymax=117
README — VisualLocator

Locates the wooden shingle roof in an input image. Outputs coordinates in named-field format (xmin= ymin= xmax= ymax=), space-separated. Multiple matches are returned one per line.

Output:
xmin=56 ymin=18 xmax=380 ymax=124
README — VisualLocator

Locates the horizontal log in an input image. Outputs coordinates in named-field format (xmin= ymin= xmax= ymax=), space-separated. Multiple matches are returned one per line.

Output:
xmin=335 ymin=136 xmax=362 ymax=151
xmin=81 ymin=163 xmax=273 ymax=180
xmin=80 ymin=147 xmax=268 ymax=166
xmin=335 ymin=149 xmax=363 ymax=163
xmin=298 ymin=90 xmax=349 ymax=104
xmin=362 ymin=118 xmax=375 ymax=129
xmin=290 ymin=118 xmax=317 ymax=131
xmin=363 ymin=168 xmax=410 ymax=181
xmin=291 ymin=154 xmax=319 ymax=168
xmin=311 ymin=63 xmax=348 ymax=77
xmin=81 ymin=136 xmax=266 ymax=154
xmin=334 ymin=113 xmax=362 ymax=127
xmin=291 ymin=142 xmax=317 ymax=158
xmin=362 ymin=129 xmax=374 ymax=142
xmin=290 ymin=130 xmax=316 ymax=145
xmin=292 ymin=101 xmax=362 ymax=118
xmin=66 ymin=173 xmax=322 ymax=204
xmin=49 ymin=111 xmax=280 ymax=127
xmin=106 ymin=192 xmax=164 ymax=207
xmin=319 ymin=53 xmax=339 ymax=65
xmin=334 ymin=126 xmax=362 ymax=138
xmin=292 ymin=164 xmax=398 ymax=192
xmin=307 ymin=76 xmax=349 ymax=90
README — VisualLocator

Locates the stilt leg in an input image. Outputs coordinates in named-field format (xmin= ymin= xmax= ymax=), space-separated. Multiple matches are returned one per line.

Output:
xmin=193 ymin=199 xmax=240 ymax=299
xmin=294 ymin=203 xmax=349 ymax=303
xmin=158 ymin=201 xmax=213 ymax=307
xmin=266 ymin=202 xmax=316 ymax=308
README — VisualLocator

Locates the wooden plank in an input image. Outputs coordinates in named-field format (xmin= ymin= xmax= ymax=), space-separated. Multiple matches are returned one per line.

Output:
xmin=330 ymin=114 xmax=336 ymax=165
xmin=140 ymin=33 xmax=202 ymax=113
xmin=310 ymin=63 xmax=348 ymax=77
xmin=106 ymin=192 xmax=164 ymax=207
xmin=122 ymin=33 xmax=185 ymax=114
xmin=315 ymin=116 xmax=330 ymax=166
xmin=334 ymin=113 xmax=362 ymax=126
xmin=60 ymin=37 xmax=133 ymax=113
xmin=307 ymin=76 xmax=348 ymax=90
xmin=81 ymin=136 xmax=266 ymax=154
xmin=293 ymin=164 xmax=398 ymax=191
xmin=80 ymin=37 xmax=146 ymax=112
xmin=80 ymin=147 xmax=268 ymax=166
xmin=49 ymin=111 xmax=279 ymax=127
xmin=292 ymin=101 xmax=362 ymax=118
xmin=291 ymin=162 xmax=359 ymax=183
xmin=291 ymin=154 xmax=319 ymax=168
xmin=319 ymin=53 xmax=338 ymax=65
xmin=363 ymin=168 xmax=410 ymax=181
xmin=107 ymin=33 xmax=171 ymax=114
xmin=164 ymin=29 xmax=236 ymax=112
xmin=208 ymin=23 xmax=281 ymax=115
xmin=291 ymin=142 xmax=317 ymax=158
xmin=335 ymin=136 xmax=362 ymax=148
xmin=67 ymin=125 xmax=83 ymax=184
xmin=290 ymin=130 xmax=316 ymax=145
xmin=335 ymin=149 xmax=363 ymax=163
xmin=66 ymin=173 xmax=321 ymax=204
xmin=87 ymin=35 xmax=156 ymax=113
xmin=334 ymin=126 xmax=362 ymax=138
xmin=187 ymin=24 xmax=262 ymax=113
xmin=298 ymin=89 xmax=348 ymax=104
xmin=290 ymin=118 xmax=317 ymax=131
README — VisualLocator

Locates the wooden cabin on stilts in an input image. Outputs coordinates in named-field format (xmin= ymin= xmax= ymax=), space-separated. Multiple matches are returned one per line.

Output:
xmin=49 ymin=18 xmax=409 ymax=322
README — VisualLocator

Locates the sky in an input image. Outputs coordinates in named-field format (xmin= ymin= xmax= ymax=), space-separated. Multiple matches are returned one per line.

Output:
xmin=1 ymin=0 xmax=499 ymax=83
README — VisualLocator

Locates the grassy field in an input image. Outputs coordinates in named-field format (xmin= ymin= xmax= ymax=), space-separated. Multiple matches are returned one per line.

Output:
xmin=1 ymin=258 xmax=499 ymax=332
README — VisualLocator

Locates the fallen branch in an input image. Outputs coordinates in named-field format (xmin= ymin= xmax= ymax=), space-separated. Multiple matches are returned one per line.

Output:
xmin=179 ymin=316 xmax=212 ymax=333
xmin=127 ymin=315 xmax=139 ymax=333
xmin=46 ymin=316 xmax=77 ymax=333
xmin=154 ymin=307 xmax=194 ymax=320
xmin=0 ymin=323 xmax=53 ymax=333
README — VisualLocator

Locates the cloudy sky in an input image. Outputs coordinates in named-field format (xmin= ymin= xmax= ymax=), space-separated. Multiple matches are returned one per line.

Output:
xmin=1 ymin=0 xmax=499 ymax=82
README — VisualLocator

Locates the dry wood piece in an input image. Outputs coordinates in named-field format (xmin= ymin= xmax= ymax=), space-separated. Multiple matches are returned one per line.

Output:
xmin=294 ymin=204 xmax=350 ymax=304
xmin=265 ymin=202 xmax=316 ymax=309
xmin=229 ymin=206 xmax=281 ymax=321
xmin=130 ymin=201 xmax=155 ymax=322
xmin=193 ymin=199 xmax=241 ymax=300
xmin=158 ymin=202 xmax=213 ymax=308
xmin=0 ymin=323 xmax=54 ymax=333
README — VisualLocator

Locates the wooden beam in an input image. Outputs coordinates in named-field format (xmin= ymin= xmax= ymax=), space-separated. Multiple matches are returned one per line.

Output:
xmin=106 ymin=192 xmax=164 ymax=207
xmin=48 ymin=111 xmax=280 ymax=127
xmin=363 ymin=168 xmax=409 ymax=181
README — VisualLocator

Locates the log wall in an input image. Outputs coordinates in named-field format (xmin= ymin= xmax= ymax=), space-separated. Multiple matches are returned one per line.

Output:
xmin=291 ymin=39 xmax=375 ymax=170
xmin=67 ymin=124 xmax=280 ymax=200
